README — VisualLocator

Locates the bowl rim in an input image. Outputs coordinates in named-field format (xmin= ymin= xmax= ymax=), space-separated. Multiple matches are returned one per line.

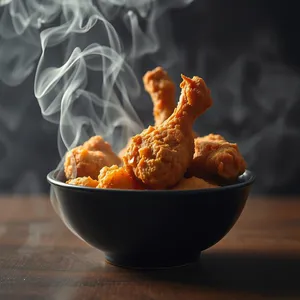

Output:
xmin=47 ymin=169 xmax=256 ymax=194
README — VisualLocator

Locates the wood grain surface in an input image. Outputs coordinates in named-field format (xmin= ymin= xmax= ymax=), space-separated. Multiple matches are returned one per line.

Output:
xmin=0 ymin=195 xmax=299 ymax=300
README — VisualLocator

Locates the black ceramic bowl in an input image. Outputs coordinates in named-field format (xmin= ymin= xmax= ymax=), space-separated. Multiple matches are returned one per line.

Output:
xmin=47 ymin=169 xmax=255 ymax=269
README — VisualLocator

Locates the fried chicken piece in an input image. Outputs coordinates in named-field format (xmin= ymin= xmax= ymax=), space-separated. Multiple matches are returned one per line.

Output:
xmin=118 ymin=67 xmax=199 ymax=159
xmin=64 ymin=136 xmax=121 ymax=180
xmin=143 ymin=66 xmax=176 ymax=126
xmin=187 ymin=134 xmax=246 ymax=182
xmin=64 ymin=147 xmax=110 ymax=180
xmin=67 ymin=176 xmax=99 ymax=188
xmin=123 ymin=74 xmax=213 ymax=189
xmin=172 ymin=176 xmax=219 ymax=190
xmin=82 ymin=135 xmax=111 ymax=152
xmin=118 ymin=67 xmax=176 ymax=159
xmin=97 ymin=165 xmax=144 ymax=190
xmin=143 ymin=66 xmax=198 ymax=137
xmin=200 ymin=133 xmax=225 ymax=142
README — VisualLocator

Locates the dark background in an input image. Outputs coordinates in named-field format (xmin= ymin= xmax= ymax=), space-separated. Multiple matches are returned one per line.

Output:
xmin=0 ymin=0 xmax=299 ymax=195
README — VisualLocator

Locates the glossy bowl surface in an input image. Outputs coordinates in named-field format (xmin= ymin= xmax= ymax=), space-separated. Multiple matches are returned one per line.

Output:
xmin=47 ymin=169 xmax=255 ymax=269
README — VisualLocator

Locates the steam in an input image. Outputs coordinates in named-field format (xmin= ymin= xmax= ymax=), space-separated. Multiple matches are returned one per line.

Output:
xmin=0 ymin=0 xmax=193 ymax=159
xmin=2 ymin=1 xmax=299 ymax=194
xmin=0 ymin=0 xmax=196 ymax=261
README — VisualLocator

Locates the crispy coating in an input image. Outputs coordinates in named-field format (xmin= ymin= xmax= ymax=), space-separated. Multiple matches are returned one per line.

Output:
xmin=82 ymin=135 xmax=112 ymax=152
xmin=119 ymin=67 xmax=176 ymax=159
xmin=64 ymin=147 xmax=109 ymax=180
xmin=123 ymin=74 xmax=213 ymax=189
xmin=200 ymin=133 xmax=225 ymax=142
xmin=119 ymin=67 xmax=198 ymax=159
xmin=143 ymin=66 xmax=176 ymax=126
xmin=67 ymin=176 xmax=99 ymax=188
xmin=172 ymin=176 xmax=218 ymax=190
xmin=64 ymin=136 xmax=121 ymax=180
xmin=143 ymin=67 xmax=198 ymax=137
xmin=97 ymin=165 xmax=144 ymax=190
xmin=188 ymin=134 xmax=246 ymax=182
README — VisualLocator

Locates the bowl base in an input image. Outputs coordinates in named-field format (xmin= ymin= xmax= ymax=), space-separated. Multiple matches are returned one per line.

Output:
xmin=105 ymin=252 xmax=201 ymax=270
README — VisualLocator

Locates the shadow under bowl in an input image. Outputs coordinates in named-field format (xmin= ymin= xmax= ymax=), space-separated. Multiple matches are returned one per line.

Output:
xmin=47 ymin=169 xmax=255 ymax=269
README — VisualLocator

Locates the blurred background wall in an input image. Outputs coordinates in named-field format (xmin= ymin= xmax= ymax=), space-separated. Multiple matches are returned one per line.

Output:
xmin=0 ymin=0 xmax=299 ymax=195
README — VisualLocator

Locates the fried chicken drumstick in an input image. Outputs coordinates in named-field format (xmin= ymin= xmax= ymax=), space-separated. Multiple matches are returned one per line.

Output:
xmin=118 ymin=67 xmax=177 ymax=159
xmin=122 ymin=74 xmax=213 ymax=189
xmin=142 ymin=73 xmax=246 ymax=182
xmin=143 ymin=66 xmax=176 ymax=126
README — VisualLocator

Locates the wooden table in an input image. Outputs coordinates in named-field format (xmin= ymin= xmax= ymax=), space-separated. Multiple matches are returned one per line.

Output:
xmin=0 ymin=195 xmax=299 ymax=300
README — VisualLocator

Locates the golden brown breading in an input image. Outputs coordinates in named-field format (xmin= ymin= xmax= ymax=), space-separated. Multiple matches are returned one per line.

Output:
xmin=187 ymin=134 xmax=246 ymax=182
xmin=119 ymin=67 xmax=176 ymax=159
xmin=122 ymin=74 xmax=213 ymax=189
xmin=66 ymin=176 xmax=99 ymax=188
xmin=97 ymin=165 xmax=144 ymax=190
xmin=143 ymin=66 xmax=176 ymax=126
xmin=172 ymin=176 xmax=219 ymax=190
xmin=64 ymin=136 xmax=121 ymax=180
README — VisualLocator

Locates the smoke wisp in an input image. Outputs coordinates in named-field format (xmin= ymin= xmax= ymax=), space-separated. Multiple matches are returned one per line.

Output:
xmin=0 ymin=0 xmax=193 ymax=160
xmin=1 ymin=0 xmax=299 ymax=194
